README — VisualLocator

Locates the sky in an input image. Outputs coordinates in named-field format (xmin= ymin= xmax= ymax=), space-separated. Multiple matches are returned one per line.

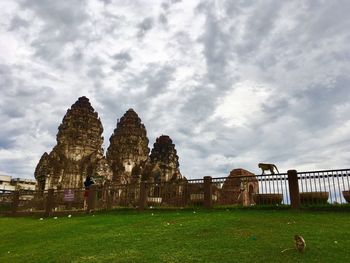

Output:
xmin=1 ymin=0 xmax=350 ymax=180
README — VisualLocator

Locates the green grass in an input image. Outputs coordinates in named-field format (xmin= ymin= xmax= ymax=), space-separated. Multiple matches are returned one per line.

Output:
xmin=0 ymin=209 xmax=349 ymax=263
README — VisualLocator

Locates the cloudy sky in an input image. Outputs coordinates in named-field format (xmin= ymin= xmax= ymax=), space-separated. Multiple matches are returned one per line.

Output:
xmin=1 ymin=0 xmax=350 ymax=180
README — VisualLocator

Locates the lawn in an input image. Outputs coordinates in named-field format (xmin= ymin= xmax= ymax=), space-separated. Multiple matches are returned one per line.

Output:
xmin=0 ymin=208 xmax=349 ymax=263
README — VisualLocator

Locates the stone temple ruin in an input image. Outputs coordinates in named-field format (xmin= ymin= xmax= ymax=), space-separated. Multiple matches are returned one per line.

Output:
xmin=106 ymin=108 xmax=150 ymax=185
xmin=35 ymin=97 xmax=112 ymax=190
xmin=35 ymin=97 xmax=185 ymax=191
xmin=220 ymin=169 xmax=258 ymax=206
xmin=34 ymin=96 xmax=258 ymax=206
xmin=142 ymin=135 xmax=184 ymax=183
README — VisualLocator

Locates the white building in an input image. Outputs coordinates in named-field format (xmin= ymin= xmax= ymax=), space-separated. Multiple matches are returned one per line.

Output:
xmin=0 ymin=175 xmax=15 ymax=192
xmin=11 ymin=178 xmax=36 ymax=191
xmin=0 ymin=174 xmax=36 ymax=192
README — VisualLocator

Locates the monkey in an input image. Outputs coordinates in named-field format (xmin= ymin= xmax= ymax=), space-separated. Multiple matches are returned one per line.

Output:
xmin=258 ymin=163 xmax=279 ymax=175
xmin=281 ymin=235 xmax=306 ymax=253
xmin=294 ymin=235 xmax=306 ymax=252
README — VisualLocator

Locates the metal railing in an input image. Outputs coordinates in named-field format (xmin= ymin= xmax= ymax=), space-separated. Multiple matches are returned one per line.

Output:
xmin=1 ymin=169 xmax=350 ymax=216
xmin=297 ymin=169 xmax=350 ymax=205
xmin=256 ymin=173 xmax=290 ymax=205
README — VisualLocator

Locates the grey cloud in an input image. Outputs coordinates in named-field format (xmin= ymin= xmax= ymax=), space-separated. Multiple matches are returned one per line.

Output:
xmin=18 ymin=0 xmax=89 ymax=62
xmin=137 ymin=17 xmax=154 ymax=38
xmin=158 ymin=14 xmax=168 ymax=25
xmin=86 ymin=57 xmax=106 ymax=78
xmin=99 ymin=0 xmax=112 ymax=5
xmin=184 ymin=1 xmax=350 ymax=176
xmin=180 ymin=85 xmax=219 ymax=123
xmin=112 ymin=52 xmax=132 ymax=61
xmin=169 ymin=7 xmax=234 ymax=131
xmin=8 ymin=15 xmax=29 ymax=31
xmin=111 ymin=51 xmax=132 ymax=71
xmin=145 ymin=65 xmax=175 ymax=96
xmin=161 ymin=2 xmax=170 ymax=11
xmin=0 ymin=86 xmax=57 ymax=158
xmin=0 ymin=64 xmax=13 ymax=89
xmin=111 ymin=63 xmax=127 ymax=72
xmin=200 ymin=14 xmax=231 ymax=83
xmin=0 ymin=137 xmax=15 ymax=149
xmin=180 ymin=5 xmax=238 ymax=123
xmin=20 ymin=0 xmax=88 ymax=28
xmin=293 ymin=77 xmax=350 ymax=129
xmin=236 ymin=2 xmax=283 ymax=58
xmin=119 ymin=63 xmax=176 ymax=97
xmin=0 ymin=64 xmax=58 ymax=176
xmin=304 ymin=0 xmax=350 ymax=40
xmin=159 ymin=0 xmax=182 ymax=26
xmin=87 ymin=67 xmax=105 ymax=78
xmin=161 ymin=0 xmax=182 ymax=11
xmin=2 ymin=0 xmax=350 ymax=180
xmin=0 ymin=96 xmax=27 ymax=119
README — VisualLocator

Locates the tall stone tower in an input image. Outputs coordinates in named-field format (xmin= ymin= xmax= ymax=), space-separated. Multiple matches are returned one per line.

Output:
xmin=143 ymin=135 xmax=183 ymax=183
xmin=106 ymin=109 xmax=150 ymax=184
xmin=34 ymin=96 xmax=112 ymax=190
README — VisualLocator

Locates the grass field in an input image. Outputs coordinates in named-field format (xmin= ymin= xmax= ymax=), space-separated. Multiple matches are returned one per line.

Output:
xmin=0 ymin=208 xmax=349 ymax=263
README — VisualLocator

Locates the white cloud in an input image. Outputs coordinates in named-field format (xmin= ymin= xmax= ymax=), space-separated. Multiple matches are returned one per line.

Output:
xmin=1 ymin=0 xmax=350 ymax=179
xmin=212 ymin=81 xmax=271 ymax=128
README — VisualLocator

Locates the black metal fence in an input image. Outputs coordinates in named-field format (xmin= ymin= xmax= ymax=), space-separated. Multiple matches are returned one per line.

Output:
xmin=1 ymin=169 xmax=350 ymax=216
xmin=140 ymin=178 xmax=205 ymax=208
xmin=298 ymin=169 xmax=350 ymax=205
xmin=256 ymin=173 xmax=290 ymax=205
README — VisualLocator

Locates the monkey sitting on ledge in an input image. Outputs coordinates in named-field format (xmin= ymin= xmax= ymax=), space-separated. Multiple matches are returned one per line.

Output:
xmin=258 ymin=163 xmax=279 ymax=175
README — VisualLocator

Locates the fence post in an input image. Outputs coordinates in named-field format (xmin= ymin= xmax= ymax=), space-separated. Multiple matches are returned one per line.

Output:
xmin=11 ymin=191 xmax=20 ymax=216
xmin=45 ymin=189 xmax=54 ymax=217
xmin=139 ymin=181 xmax=147 ymax=211
xmin=105 ymin=186 xmax=112 ymax=211
xmin=87 ymin=185 xmax=97 ymax=213
xmin=204 ymin=176 xmax=212 ymax=209
xmin=288 ymin=170 xmax=300 ymax=209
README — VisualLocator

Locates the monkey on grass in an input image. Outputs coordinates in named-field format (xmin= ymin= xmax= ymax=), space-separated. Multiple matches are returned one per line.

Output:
xmin=281 ymin=235 xmax=306 ymax=253
xmin=258 ymin=163 xmax=279 ymax=175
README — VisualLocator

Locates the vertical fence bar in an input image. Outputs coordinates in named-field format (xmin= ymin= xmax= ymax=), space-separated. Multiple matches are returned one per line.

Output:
xmin=204 ymin=176 xmax=212 ymax=209
xmin=332 ymin=172 xmax=337 ymax=204
xmin=318 ymin=172 xmax=322 ymax=202
xmin=44 ymin=189 xmax=54 ymax=217
xmin=11 ymin=191 xmax=20 ymax=216
xmin=336 ymin=172 xmax=341 ymax=204
xmin=106 ymin=187 xmax=112 ymax=210
xmin=139 ymin=181 xmax=147 ymax=211
xmin=288 ymin=170 xmax=300 ymax=209
xmin=341 ymin=172 xmax=346 ymax=203
xmin=326 ymin=172 xmax=332 ymax=204
xmin=87 ymin=185 xmax=96 ymax=213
